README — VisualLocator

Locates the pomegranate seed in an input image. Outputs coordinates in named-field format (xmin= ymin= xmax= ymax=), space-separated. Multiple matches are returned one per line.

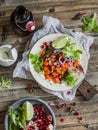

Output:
xmin=78 ymin=116 xmax=82 ymax=120
xmin=70 ymin=102 xmax=76 ymax=106
xmin=60 ymin=118 xmax=64 ymax=122
xmin=40 ymin=44 xmax=45 ymax=49
xmin=48 ymin=103 xmax=51 ymax=106
xmin=67 ymin=91 xmax=71 ymax=95
xmin=44 ymin=42 xmax=48 ymax=46
xmin=77 ymin=116 xmax=83 ymax=121
xmin=47 ymin=115 xmax=53 ymax=121
xmin=90 ymin=45 xmax=93 ymax=49
xmin=61 ymin=103 xmax=66 ymax=108
xmin=74 ymin=111 xmax=79 ymax=115
xmin=56 ymin=104 xmax=61 ymax=108
xmin=33 ymin=104 xmax=53 ymax=129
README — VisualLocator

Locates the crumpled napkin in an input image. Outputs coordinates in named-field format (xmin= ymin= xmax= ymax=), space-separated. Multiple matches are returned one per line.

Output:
xmin=13 ymin=16 xmax=94 ymax=101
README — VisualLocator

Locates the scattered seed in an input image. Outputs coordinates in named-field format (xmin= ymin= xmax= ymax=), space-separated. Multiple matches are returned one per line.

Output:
xmin=48 ymin=103 xmax=51 ymax=106
xmin=77 ymin=116 xmax=83 ymax=121
xmin=56 ymin=104 xmax=61 ymax=109
xmin=27 ymin=84 xmax=33 ymax=93
xmin=67 ymin=106 xmax=74 ymax=113
xmin=74 ymin=111 xmax=79 ymax=115
xmin=79 ymin=116 xmax=83 ymax=120
xmin=70 ymin=102 xmax=76 ymax=106
xmin=61 ymin=103 xmax=66 ymax=108
xmin=67 ymin=91 xmax=71 ymax=95
xmin=59 ymin=114 xmax=62 ymax=117
xmin=60 ymin=118 xmax=64 ymax=122
xmin=90 ymin=45 xmax=93 ymax=49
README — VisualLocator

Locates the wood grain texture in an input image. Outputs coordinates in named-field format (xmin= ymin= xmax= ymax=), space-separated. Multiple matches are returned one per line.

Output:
xmin=0 ymin=0 xmax=98 ymax=130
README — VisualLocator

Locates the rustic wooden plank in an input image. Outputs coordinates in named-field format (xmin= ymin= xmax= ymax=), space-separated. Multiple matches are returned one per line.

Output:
xmin=0 ymin=0 xmax=98 ymax=25
xmin=0 ymin=124 xmax=4 ymax=130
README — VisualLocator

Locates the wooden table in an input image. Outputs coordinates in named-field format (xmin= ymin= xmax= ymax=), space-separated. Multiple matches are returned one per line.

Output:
xmin=0 ymin=0 xmax=98 ymax=130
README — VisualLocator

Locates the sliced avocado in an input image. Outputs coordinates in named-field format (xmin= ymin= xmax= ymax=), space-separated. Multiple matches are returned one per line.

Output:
xmin=52 ymin=36 xmax=68 ymax=49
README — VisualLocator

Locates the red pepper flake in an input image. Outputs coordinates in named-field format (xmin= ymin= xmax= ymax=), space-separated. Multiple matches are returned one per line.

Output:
xmin=67 ymin=91 xmax=71 ymax=95
xmin=74 ymin=111 xmax=79 ymax=115
xmin=60 ymin=118 xmax=64 ymax=122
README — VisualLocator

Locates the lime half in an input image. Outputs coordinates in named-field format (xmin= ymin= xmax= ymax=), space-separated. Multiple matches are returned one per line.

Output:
xmin=22 ymin=101 xmax=34 ymax=121
xmin=52 ymin=36 xmax=67 ymax=49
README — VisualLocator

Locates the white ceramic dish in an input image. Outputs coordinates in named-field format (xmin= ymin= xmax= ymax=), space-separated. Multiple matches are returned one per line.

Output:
xmin=0 ymin=44 xmax=18 ymax=66
xmin=29 ymin=34 xmax=88 ymax=91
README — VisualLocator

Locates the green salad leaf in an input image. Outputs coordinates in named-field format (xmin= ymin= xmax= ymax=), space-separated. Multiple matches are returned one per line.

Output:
xmin=63 ymin=72 xmax=76 ymax=86
xmin=0 ymin=75 xmax=11 ymax=89
xmin=8 ymin=106 xmax=26 ymax=130
xmin=82 ymin=13 xmax=98 ymax=32
xmin=62 ymin=41 xmax=82 ymax=60
xmin=29 ymin=53 xmax=43 ymax=73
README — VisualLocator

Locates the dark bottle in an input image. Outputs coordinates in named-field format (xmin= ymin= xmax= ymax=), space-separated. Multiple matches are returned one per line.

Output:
xmin=10 ymin=5 xmax=36 ymax=36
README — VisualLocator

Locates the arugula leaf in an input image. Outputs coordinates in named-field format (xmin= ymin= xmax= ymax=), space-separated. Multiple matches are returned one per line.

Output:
xmin=63 ymin=72 xmax=76 ymax=86
xmin=29 ymin=53 xmax=43 ymax=73
xmin=82 ymin=13 xmax=98 ymax=32
xmin=0 ymin=75 xmax=11 ymax=88
xmin=8 ymin=106 xmax=26 ymax=130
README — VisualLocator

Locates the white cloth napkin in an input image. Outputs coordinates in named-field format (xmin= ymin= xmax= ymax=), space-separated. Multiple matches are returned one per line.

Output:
xmin=13 ymin=16 xmax=94 ymax=101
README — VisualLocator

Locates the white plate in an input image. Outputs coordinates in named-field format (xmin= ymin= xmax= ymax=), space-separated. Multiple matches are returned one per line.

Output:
xmin=29 ymin=34 xmax=88 ymax=91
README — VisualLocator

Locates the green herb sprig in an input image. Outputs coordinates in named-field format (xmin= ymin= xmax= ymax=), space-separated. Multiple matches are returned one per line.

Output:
xmin=0 ymin=75 xmax=11 ymax=89
xmin=8 ymin=106 xmax=26 ymax=130
xmin=82 ymin=13 xmax=98 ymax=32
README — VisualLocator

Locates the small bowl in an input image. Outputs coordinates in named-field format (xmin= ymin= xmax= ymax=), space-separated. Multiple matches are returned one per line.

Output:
xmin=4 ymin=97 xmax=56 ymax=130
xmin=0 ymin=44 xmax=18 ymax=67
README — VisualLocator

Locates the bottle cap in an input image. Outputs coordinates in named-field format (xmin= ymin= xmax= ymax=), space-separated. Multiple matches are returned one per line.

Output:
xmin=26 ymin=21 xmax=36 ymax=32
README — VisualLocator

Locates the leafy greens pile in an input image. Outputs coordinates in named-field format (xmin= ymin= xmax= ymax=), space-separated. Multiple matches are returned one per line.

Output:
xmin=82 ymin=13 xmax=98 ymax=32
xmin=29 ymin=53 xmax=43 ymax=73
xmin=0 ymin=75 xmax=11 ymax=89
xmin=8 ymin=106 xmax=26 ymax=130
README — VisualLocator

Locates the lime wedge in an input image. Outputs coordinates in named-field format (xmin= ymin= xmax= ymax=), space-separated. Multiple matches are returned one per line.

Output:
xmin=52 ymin=36 xmax=68 ymax=49
xmin=22 ymin=101 xmax=34 ymax=121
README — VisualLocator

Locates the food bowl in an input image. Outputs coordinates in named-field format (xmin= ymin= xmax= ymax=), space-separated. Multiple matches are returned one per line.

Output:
xmin=4 ymin=97 xmax=56 ymax=130
xmin=29 ymin=33 xmax=88 ymax=91
xmin=0 ymin=44 xmax=18 ymax=67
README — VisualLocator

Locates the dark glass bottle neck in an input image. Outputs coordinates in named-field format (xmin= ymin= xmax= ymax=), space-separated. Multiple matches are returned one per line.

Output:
xmin=15 ymin=5 xmax=29 ymax=21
